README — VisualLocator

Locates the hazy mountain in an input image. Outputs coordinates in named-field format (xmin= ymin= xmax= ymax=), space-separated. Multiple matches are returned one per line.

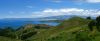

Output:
xmin=0 ymin=15 xmax=95 ymax=21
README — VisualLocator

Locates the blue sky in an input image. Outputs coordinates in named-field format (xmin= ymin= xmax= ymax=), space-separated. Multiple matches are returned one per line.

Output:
xmin=0 ymin=0 xmax=100 ymax=18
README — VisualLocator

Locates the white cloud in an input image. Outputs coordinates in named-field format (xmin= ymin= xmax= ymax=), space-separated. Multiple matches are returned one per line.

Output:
xmin=69 ymin=0 xmax=100 ymax=3
xmin=32 ymin=8 xmax=100 ymax=18
xmin=45 ymin=0 xmax=100 ymax=3
xmin=52 ymin=0 xmax=62 ymax=3
xmin=74 ymin=0 xmax=100 ymax=3
xmin=45 ymin=0 xmax=62 ymax=3
xmin=86 ymin=0 xmax=100 ymax=3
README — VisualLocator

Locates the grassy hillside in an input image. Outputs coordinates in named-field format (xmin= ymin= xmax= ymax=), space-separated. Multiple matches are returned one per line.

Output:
xmin=26 ymin=17 xmax=90 ymax=41
xmin=1 ymin=16 xmax=100 ymax=41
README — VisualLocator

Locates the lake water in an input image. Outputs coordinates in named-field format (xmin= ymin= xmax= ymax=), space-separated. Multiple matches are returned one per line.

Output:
xmin=0 ymin=20 xmax=60 ymax=29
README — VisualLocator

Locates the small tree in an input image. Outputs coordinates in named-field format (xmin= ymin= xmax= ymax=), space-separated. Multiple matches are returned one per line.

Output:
xmin=86 ymin=16 xmax=91 ymax=20
xmin=96 ymin=16 xmax=100 ymax=31
xmin=88 ymin=20 xmax=96 ymax=31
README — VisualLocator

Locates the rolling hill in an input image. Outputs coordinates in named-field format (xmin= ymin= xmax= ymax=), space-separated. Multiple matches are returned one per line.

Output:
xmin=26 ymin=16 xmax=90 ymax=41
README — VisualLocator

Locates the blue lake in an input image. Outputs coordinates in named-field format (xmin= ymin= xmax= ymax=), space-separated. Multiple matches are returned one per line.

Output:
xmin=0 ymin=20 xmax=60 ymax=29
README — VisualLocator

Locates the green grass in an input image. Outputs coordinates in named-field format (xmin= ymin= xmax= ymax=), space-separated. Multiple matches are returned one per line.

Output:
xmin=93 ymin=36 xmax=100 ymax=41
xmin=26 ymin=17 xmax=90 ymax=41
xmin=0 ymin=36 xmax=22 ymax=41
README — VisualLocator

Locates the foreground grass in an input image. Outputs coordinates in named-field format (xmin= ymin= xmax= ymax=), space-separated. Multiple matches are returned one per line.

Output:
xmin=0 ymin=36 xmax=22 ymax=41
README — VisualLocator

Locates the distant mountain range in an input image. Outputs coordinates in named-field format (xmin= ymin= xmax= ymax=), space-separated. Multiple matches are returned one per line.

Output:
xmin=0 ymin=15 xmax=96 ymax=21
xmin=0 ymin=15 xmax=76 ymax=21
xmin=37 ymin=15 xmax=95 ymax=20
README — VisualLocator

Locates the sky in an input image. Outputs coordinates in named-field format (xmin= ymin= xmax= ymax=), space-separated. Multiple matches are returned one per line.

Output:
xmin=0 ymin=0 xmax=100 ymax=18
